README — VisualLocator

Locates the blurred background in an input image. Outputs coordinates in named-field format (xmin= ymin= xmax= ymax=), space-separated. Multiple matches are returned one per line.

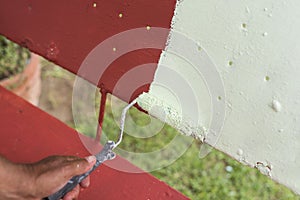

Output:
xmin=1 ymin=36 xmax=299 ymax=200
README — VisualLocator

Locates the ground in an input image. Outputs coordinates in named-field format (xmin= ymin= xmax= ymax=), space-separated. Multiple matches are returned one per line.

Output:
xmin=38 ymin=59 xmax=299 ymax=200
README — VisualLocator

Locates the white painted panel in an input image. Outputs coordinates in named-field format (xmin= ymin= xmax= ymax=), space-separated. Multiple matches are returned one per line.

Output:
xmin=139 ymin=0 xmax=300 ymax=194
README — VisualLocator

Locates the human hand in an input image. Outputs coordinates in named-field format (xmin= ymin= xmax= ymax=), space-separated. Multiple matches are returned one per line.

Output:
xmin=0 ymin=155 xmax=96 ymax=200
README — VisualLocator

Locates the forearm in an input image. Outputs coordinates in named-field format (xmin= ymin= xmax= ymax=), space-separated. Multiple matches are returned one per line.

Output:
xmin=0 ymin=155 xmax=36 ymax=200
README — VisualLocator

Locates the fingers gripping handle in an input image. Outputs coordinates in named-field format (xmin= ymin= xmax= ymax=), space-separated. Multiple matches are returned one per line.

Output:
xmin=43 ymin=97 xmax=135 ymax=200
xmin=43 ymin=141 xmax=116 ymax=200
xmin=44 ymin=173 xmax=89 ymax=200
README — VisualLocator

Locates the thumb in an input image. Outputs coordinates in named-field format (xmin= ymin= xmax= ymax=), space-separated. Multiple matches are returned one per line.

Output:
xmin=63 ymin=156 xmax=96 ymax=178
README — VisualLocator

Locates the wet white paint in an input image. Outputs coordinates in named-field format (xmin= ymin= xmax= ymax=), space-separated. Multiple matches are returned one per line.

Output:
xmin=255 ymin=162 xmax=272 ymax=177
xmin=272 ymin=100 xmax=282 ymax=112
xmin=237 ymin=148 xmax=244 ymax=156
xmin=138 ymin=0 xmax=300 ymax=194
xmin=137 ymin=92 xmax=207 ymax=141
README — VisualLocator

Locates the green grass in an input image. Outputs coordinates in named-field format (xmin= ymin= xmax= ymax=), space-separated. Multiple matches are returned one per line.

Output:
xmin=74 ymin=95 xmax=299 ymax=200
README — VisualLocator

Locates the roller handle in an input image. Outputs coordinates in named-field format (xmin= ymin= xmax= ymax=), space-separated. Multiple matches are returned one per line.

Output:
xmin=43 ymin=141 xmax=115 ymax=200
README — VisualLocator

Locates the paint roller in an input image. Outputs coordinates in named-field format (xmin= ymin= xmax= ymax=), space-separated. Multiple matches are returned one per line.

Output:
xmin=43 ymin=100 xmax=137 ymax=200
xmin=44 ymin=92 xmax=206 ymax=199
xmin=136 ymin=92 xmax=207 ymax=142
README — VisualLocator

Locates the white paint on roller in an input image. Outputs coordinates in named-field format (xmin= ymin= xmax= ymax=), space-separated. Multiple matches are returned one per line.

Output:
xmin=256 ymin=162 xmax=272 ymax=177
xmin=137 ymin=92 xmax=207 ymax=141
xmin=138 ymin=0 xmax=300 ymax=194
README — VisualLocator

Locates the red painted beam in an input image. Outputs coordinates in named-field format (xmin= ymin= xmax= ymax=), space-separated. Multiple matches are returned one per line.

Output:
xmin=0 ymin=86 xmax=188 ymax=199
xmin=0 ymin=0 xmax=175 ymax=101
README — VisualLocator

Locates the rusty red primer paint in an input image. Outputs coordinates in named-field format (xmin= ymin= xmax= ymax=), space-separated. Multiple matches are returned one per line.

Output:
xmin=0 ymin=0 xmax=176 ymax=101
xmin=0 ymin=87 xmax=188 ymax=199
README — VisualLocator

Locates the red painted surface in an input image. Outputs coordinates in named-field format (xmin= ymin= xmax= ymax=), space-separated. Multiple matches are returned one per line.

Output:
xmin=0 ymin=86 xmax=189 ymax=199
xmin=0 ymin=1 xmax=187 ymax=199
xmin=0 ymin=0 xmax=176 ymax=101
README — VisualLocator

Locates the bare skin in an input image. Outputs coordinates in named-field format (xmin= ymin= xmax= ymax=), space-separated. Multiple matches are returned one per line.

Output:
xmin=0 ymin=155 xmax=96 ymax=200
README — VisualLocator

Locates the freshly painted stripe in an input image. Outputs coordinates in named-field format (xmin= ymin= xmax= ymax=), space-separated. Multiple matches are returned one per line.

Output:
xmin=142 ymin=0 xmax=300 ymax=194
